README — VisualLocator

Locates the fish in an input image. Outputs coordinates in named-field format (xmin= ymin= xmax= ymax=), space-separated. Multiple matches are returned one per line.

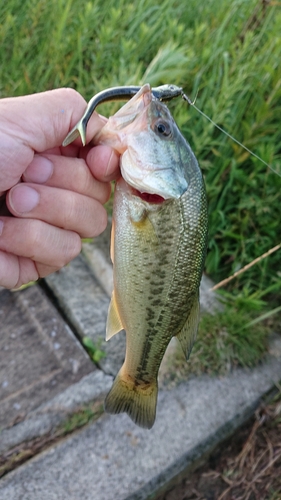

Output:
xmin=95 ymin=84 xmax=208 ymax=429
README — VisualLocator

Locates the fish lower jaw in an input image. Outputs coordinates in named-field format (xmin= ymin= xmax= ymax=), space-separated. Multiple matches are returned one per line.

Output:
xmin=117 ymin=177 xmax=167 ymax=205
xmin=131 ymin=187 xmax=166 ymax=204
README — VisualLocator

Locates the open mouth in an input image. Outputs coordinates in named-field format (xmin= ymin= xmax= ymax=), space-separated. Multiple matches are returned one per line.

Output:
xmin=132 ymin=188 xmax=165 ymax=204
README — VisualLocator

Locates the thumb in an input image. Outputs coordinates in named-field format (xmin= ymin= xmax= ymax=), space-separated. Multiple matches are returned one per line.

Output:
xmin=0 ymin=88 xmax=106 ymax=152
xmin=0 ymin=88 xmax=106 ymax=192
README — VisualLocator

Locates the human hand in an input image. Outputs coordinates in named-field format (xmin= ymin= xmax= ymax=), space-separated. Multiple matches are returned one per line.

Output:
xmin=0 ymin=88 xmax=119 ymax=289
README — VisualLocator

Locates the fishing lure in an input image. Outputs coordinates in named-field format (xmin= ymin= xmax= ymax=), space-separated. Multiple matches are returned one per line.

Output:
xmin=63 ymin=84 xmax=183 ymax=147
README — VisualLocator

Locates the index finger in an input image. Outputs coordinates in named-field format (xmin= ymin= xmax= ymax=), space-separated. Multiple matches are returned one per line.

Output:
xmin=0 ymin=89 xmax=109 ymax=192
xmin=0 ymin=88 xmax=107 ymax=154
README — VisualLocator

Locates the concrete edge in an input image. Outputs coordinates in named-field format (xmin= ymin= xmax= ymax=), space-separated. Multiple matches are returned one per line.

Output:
xmin=0 ymin=370 xmax=113 ymax=455
xmin=126 ymin=397 xmax=262 ymax=500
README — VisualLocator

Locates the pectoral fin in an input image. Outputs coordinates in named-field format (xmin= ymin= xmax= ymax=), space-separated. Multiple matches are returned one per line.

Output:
xmin=106 ymin=290 xmax=124 ymax=341
xmin=176 ymin=295 xmax=200 ymax=360
xmin=129 ymin=207 xmax=159 ymax=247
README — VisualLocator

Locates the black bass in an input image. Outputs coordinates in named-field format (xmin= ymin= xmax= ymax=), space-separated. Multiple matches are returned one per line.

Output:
xmin=95 ymin=84 xmax=208 ymax=429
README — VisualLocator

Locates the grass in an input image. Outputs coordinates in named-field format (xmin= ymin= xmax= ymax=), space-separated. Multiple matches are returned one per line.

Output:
xmin=82 ymin=336 xmax=106 ymax=364
xmin=163 ymin=284 xmax=281 ymax=385
xmin=0 ymin=0 xmax=280 ymax=367
xmin=160 ymin=296 xmax=272 ymax=387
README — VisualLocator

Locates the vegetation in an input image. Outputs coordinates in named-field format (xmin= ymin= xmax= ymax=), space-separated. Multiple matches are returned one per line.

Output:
xmin=82 ymin=336 xmax=106 ymax=364
xmin=1 ymin=0 xmax=280 ymax=325
xmin=156 ymin=386 xmax=281 ymax=500
xmin=161 ymin=305 xmax=271 ymax=387
xmin=161 ymin=290 xmax=281 ymax=385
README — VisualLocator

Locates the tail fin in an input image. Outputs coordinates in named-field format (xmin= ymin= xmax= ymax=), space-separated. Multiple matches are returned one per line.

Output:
xmin=104 ymin=370 xmax=158 ymax=429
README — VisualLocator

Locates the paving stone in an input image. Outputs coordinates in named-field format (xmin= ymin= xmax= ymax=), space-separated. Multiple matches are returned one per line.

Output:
xmin=82 ymin=221 xmax=113 ymax=296
xmin=0 ymin=346 xmax=281 ymax=500
xmin=0 ymin=371 xmax=113 ymax=455
xmin=45 ymin=254 xmax=126 ymax=376
xmin=0 ymin=285 xmax=93 ymax=431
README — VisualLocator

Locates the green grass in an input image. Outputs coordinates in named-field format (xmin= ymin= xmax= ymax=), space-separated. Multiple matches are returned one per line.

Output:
xmin=1 ymin=0 xmax=280 ymax=309
xmin=82 ymin=336 xmax=106 ymax=364
xmin=60 ymin=402 xmax=103 ymax=433
xmin=161 ymin=300 xmax=271 ymax=387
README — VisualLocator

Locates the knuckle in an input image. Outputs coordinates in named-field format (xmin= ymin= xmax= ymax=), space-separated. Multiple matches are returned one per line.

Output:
xmin=60 ymin=190 xmax=78 ymax=230
xmin=79 ymin=202 xmax=108 ymax=239
xmin=51 ymin=231 xmax=81 ymax=269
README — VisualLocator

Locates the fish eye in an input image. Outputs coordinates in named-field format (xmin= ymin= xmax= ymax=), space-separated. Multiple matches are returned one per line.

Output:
xmin=154 ymin=120 xmax=171 ymax=137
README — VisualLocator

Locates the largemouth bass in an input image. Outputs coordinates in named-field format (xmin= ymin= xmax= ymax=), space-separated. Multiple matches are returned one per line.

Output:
xmin=95 ymin=84 xmax=208 ymax=429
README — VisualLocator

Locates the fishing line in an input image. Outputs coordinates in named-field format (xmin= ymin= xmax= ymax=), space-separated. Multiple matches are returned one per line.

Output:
xmin=181 ymin=92 xmax=281 ymax=178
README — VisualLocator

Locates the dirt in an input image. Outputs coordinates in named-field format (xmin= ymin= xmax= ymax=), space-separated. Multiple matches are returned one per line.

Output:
xmin=156 ymin=388 xmax=281 ymax=500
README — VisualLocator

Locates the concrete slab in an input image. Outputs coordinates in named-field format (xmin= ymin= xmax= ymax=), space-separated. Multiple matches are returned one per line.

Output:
xmin=45 ymin=254 xmax=126 ymax=376
xmin=82 ymin=222 xmax=113 ymax=297
xmin=0 ymin=371 xmax=113 ymax=455
xmin=0 ymin=285 xmax=93 ymax=431
xmin=0 ymin=347 xmax=280 ymax=500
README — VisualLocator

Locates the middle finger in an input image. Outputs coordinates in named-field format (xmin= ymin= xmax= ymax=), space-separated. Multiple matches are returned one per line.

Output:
xmin=6 ymin=183 xmax=108 ymax=238
xmin=22 ymin=152 xmax=111 ymax=203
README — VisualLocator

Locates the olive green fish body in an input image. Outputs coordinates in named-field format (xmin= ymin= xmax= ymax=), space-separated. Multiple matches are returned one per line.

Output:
xmin=96 ymin=85 xmax=208 ymax=429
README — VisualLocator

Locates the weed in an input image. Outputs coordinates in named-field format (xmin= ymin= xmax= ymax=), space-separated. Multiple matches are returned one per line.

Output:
xmin=161 ymin=294 xmax=272 ymax=386
xmin=82 ymin=336 xmax=106 ymax=364
xmin=60 ymin=403 xmax=103 ymax=433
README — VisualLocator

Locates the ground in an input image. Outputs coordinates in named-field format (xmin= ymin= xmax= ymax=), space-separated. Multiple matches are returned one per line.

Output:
xmin=156 ymin=388 xmax=281 ymax=500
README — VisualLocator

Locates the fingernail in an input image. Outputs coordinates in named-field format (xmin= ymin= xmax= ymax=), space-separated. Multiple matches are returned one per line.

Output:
xmin=0 ymin=220 xmax=3 ymax=236
xmin=10 ymin=185 xmax=40 ymax=213
xmin=24 ymin=156 xmax=53 ymax=183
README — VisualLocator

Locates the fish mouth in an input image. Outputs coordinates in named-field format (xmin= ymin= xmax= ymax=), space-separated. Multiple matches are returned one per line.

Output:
xmin=118 ymin=178 xmax=166 ymax=204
